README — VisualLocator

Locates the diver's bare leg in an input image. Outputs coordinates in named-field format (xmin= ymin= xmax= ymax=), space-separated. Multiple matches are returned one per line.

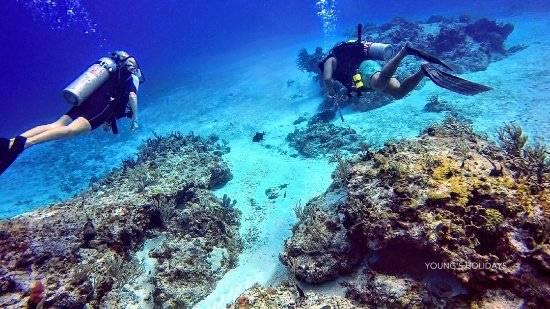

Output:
xmin=21 ymin=115 xmax=73 ymax=139
xmin=24 ymin=117 xmax=91 ymax=148
xmin=370 ymin=45 xmax=408 ymax=91
xmin=385 ymin=69 xmax=425 ymax=99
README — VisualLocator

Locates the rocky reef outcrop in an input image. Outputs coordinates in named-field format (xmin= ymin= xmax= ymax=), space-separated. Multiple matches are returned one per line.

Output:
xmin=299 ymin=16 xmax=519 ymax=77
xmin=287 ymin=117 xmax=369 ymax=158
xmin=227 ymin=282 xmax=362 ymax=309
xmin=0 ymin=133 xmax=242 ymax=308
xmin=297 ymin=47 xmax=325 ymax=76
xmin=298 ymin=16 xmax=521 ymax=112
xmin=424 ymin=95 xmax=453 ymax=113
xmin=280 ymin=117 xmax=549 ymax=307
xmin=361 ymin=16 xmax=518 ymax=73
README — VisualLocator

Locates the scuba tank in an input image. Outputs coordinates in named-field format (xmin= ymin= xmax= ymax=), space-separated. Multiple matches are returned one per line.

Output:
xmin=364 ymin=42 xmax=394 ymax=61
xmin=356 ymin=23 xmax=394 ymax=61
xmin=62 ymin=57 xmax=118 ymax=105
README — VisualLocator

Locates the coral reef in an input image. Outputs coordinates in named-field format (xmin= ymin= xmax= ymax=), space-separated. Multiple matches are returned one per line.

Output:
xmin=0 ymin=133 xmax=242 ymax=308
xmin=299 ymin=16 xmax=519 ymax=113
xmin=342 ymin=267 xmax=429 ymax=307
xmin=360 ymin=16 xmax=517 ymax=73
xmin=423 ymin=95 xmax=472 ymax=122
xmin=286 ymin=118 xmax=368 ymax=158
xmin=424 ymin=95 xmax=453 ymax=113
xmin=227 ymin=282 xmax=362 ymax=309
xmin=299 ymin=16 xmax=518 ymax=78
xmin=280 ymin=117 xmax=550 ymax=307
xmin=497 ymin=122 xmax=550 ymax=194
xmin=297 ymin=47 xmax=325 ymax=75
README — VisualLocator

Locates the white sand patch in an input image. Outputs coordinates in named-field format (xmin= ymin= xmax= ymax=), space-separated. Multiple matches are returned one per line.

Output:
xmin=124 ymin=235 xmax=166 ymax=309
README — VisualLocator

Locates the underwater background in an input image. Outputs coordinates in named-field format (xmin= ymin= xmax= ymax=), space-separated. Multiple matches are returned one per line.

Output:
xmin=2 ymin=0 xmax=549 ymax=136
xmin=1 ymin=0 xmax=550 ymax=308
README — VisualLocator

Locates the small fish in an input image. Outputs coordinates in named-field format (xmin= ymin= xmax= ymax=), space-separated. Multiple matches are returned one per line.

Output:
xmin=252 ymin=132 xmax=265 ymax=142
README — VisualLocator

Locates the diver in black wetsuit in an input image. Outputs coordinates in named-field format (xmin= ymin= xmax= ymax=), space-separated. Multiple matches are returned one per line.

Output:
xmin=0 ymin=51 xmax=144 ymax=175
xmin=319 ymin=24 xmax=491 ymax=101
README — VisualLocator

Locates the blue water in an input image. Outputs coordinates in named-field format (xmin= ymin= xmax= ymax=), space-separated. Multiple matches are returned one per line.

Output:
xmin=1 ymin=1 xmax=550 ymax=306
xmin=1 ymin=0 xmax=549 ymax=135
xmin=0 ymin=1 xmax=318 ymax=135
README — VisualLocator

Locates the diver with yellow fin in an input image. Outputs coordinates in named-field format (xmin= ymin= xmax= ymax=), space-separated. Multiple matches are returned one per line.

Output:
xmin=320 ymin=24 xmax=491 ymax=101
xmin=0 ymin=51 xmax=144 ymax=176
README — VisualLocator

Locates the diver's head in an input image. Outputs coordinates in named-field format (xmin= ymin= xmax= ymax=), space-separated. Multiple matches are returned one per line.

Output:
xmin=110 ymin=50 xmax=144 ymax=83
xmin=111 ymin=50 xmax=131 ymax=63
xmin=123 ymin=57 xmax=139 ymax=74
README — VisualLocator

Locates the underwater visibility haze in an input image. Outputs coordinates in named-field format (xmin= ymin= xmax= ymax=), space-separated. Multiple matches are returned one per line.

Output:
xmin=0 ymin=0 xmax=549 ymax=308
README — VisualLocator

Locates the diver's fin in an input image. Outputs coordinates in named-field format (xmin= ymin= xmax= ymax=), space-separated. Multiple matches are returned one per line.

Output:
xmin=0 ymin=136 xmax=27 ymax=176
xmin=406 ymin=44 xmax=454 ymax=71
xmin=422 ymin=64 xmax=492 ymax=96
xmin=0 ymin=138 xmax=9 ymax=159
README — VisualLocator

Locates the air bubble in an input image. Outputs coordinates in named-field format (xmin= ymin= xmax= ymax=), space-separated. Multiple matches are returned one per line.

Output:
xmin=315 ymin=0 xmax=338 ymax=38
xmin=16 ymin=0 xmax=104 ymax=42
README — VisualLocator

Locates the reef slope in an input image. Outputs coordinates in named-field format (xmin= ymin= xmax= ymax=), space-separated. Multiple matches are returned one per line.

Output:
xmin=278 ymin=118 xmax=549 ymax=307
xmin=0 ymin=133 xmax=242 ymax=308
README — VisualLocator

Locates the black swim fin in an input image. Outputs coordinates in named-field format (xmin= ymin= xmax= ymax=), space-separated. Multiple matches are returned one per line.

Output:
xmin=406 ymin=44 xmax=454 ymax=71
xmin=422 ymin=64 xmax=492 ymax=96
xmin=0 ymin=138 xmax=9 ymax=159
xmin=0 ymin=136 xmax=27 ymax=176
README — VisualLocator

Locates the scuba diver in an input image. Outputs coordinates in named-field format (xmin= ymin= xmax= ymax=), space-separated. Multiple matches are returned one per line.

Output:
xmin=320 ymin=24 xmax=491 ymax=103
xmin=0 ymin=51 xmax=144 ymax=176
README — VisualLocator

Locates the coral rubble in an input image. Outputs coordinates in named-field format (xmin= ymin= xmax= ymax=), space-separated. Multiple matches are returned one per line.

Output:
xmin=280 ymin=117 xmax=550 ymax=307
xmin=0 ymin=133 xmax=242 ymax=308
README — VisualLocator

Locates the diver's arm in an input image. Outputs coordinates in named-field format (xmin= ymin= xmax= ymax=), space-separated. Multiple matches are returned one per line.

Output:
xmin=323 ymin=57 xmax=337 ymax=97
xmin=128 ymin=92 xmax=139 ymax=131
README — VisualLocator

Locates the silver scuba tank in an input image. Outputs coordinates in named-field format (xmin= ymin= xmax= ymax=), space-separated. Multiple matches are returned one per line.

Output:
xmin=365 ymin=42 xmax=394 ymax=61
xmin=62 ymin=57 xmax=118 ymax=105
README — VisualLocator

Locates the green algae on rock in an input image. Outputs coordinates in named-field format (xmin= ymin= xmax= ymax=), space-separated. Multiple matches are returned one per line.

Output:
xmin=280 ymin=117 xmax=549 ymax=307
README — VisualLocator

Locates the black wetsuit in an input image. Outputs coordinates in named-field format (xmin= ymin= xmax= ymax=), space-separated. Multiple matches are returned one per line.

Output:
xmin=66 ymin=70 xmax=138 ymax=131
xmin=319 ymin=41 xmax=370 ymax=91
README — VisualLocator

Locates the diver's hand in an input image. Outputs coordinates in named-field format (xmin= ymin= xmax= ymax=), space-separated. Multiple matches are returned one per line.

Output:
xmin=324 ymin=78 xmax=337 ymax=99
xmin=130 ymin=120 xmax=139 ymax=131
